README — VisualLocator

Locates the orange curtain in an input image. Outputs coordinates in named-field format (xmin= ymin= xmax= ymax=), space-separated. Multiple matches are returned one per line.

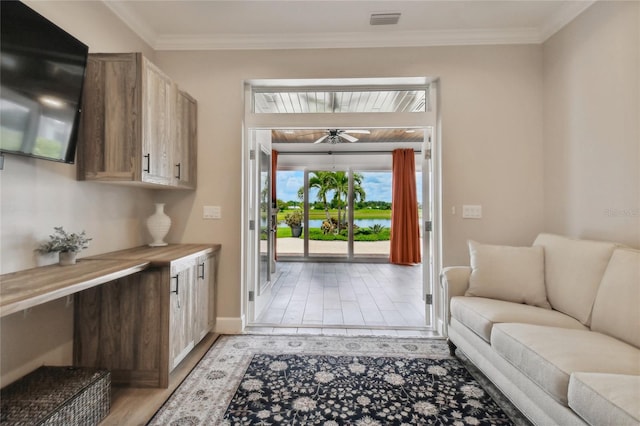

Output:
xmin=271 ymin=149 xmax=278 ymax=259
xmin=390 ymin=149 xmax=421 ymax=265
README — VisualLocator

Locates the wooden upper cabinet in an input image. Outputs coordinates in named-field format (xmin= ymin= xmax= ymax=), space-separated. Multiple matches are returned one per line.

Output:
xmin=174 ymin=90 xmax=198 ymax=189
xmin=77 ymin=53 xmax=197 ymax=189
xmin=141 ymin=57 xmax=174 ymax=186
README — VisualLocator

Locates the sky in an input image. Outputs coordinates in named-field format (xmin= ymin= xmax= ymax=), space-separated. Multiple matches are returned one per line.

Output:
xmin=276 ymin=171 xmax=422 ymax=203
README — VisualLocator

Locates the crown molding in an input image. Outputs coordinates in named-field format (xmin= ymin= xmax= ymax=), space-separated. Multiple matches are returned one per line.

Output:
xmin=155 ymin=28 xmax=541 ymax=51
xmin=103 ymin=1 xmax=158 ymax=48
xmin=103 ymin=0 xmax=596 ymax=51
xmin=539 ymin=0 xmax=596 ymax=42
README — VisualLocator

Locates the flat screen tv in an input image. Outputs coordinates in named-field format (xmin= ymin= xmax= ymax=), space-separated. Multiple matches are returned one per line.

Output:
xmin=1 ymin=0 xmax=89 ymax=164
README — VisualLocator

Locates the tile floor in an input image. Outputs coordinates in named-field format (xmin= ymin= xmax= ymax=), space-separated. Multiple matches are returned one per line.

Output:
xmin=253 ymin=262 xmax=432 ymax=336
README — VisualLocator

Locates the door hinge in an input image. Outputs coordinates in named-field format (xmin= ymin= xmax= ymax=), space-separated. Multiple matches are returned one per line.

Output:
xmin=249 ymin=220 xmax=255 ymax=230
xmin=425 ymin=221 xmax=433 ymax=232
xmin=248 ymin=291 xmax=255 ymax=302
xmin=425 ymin=294 xmax=433 ymax=305
xmin=249 ymin=150 xmax=256 ymax=160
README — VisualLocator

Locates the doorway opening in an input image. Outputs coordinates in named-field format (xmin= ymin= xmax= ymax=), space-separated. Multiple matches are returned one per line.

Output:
xmin=242 ymin=78 xmax=442 ymax=334
xmin=275 ymin=165 xmax=424 ymax=262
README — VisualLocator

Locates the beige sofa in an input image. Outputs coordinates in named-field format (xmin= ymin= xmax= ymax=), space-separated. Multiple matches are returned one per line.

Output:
xmin=442 ymin=234 xmax=640 ymax=425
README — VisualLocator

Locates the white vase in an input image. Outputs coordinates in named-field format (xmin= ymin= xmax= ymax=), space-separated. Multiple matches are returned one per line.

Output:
xmin=147 ymin=203 xmax=171 ymax=247
xmin=59 ymin=251 xmax=77 ymax=266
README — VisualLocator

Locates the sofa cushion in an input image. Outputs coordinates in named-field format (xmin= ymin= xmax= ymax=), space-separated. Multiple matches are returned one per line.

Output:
xmin=591 ymin=248 xmax=640 ymax=348
xmin=533 ymin=233 xmax=617 ymax=325
xmin=466 ymin=240 xmax=551 ymax=309
xmin=491 ymin=323 xmax=640 ymax=404
xmin=450 ymin=296 xmax=587 ymax=342
xmin=568 ymin=373 xmax=640 ymax=426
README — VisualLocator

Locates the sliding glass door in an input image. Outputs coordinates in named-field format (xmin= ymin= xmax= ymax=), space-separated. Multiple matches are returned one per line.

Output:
xmin=307 ymin=169 xmax=349 ymax=258
xmin=353 ymin=171 xmax=392 ymax=258
xmin=278 ymin=166 xmax=398 ymax=261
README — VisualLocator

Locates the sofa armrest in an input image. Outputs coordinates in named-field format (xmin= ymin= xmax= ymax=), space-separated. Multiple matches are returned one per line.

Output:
xmin=440 ymin=266 xmax=471 ymax=328
xmin=441 ymin=266 xmax=471 ymax=297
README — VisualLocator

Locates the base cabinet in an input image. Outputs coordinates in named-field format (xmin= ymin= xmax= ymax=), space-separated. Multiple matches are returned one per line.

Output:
xmin=74 ymin=245 xmax=218 ymax=388
xmin=169 ymin=258 xmax=196 ymax=370
xmin=192 ymin=255 xmax=208 ymax=345
xmin=74 ymin=268 xmax=170 ymax=387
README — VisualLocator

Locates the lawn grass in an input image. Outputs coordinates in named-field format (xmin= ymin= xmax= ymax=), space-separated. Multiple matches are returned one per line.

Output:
xmin=277 ymin=227 xmax=390 ymax=241
xmin=277 ymin=208 xmax=391 ymax=222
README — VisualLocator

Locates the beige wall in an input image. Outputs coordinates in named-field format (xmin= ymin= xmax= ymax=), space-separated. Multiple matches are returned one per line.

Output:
xmin=154 ymin=44 xmax=545 ymax=320
xmin=0 ymin=1 xmax=155 ymax=385
xmin=3 ymin=0 xmax=636 ymax=387
xmin=543 ymin=1 xmax=640 ymax=247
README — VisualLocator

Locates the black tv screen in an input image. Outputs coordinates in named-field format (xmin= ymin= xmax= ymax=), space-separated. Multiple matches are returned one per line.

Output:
xmin=1 ymin=1 xmax=88 ymax=164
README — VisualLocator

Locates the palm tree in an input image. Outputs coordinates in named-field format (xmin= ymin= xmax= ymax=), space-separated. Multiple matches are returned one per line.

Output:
xmin=331 ymin=171 xmax=365 ymax=231
xmin=297 ymin=171 xmax=366 ymax=233
xmin=297 ymin=171 xmax=336 ymax=221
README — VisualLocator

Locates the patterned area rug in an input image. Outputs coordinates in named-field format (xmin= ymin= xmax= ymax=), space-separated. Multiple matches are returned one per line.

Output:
xmin=150 ymin=334 xmax=530 ymax=425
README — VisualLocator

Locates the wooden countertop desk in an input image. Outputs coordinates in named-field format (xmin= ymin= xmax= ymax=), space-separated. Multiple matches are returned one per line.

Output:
xmin=87 ymin=244 xmax=220 ymax=266
xmin=0 ymin=244 xmax=221 ymax=318
xmin=0 ymin=259 xmax=149 ymax=318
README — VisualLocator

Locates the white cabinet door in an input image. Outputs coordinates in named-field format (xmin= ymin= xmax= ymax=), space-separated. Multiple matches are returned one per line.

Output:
xmin=169 ymin=259 xmax=196 ymax=370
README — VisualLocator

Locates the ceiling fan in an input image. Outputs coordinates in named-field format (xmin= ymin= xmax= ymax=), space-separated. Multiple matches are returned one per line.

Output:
xmin=313 ymin=129 xmax=370 ymax=144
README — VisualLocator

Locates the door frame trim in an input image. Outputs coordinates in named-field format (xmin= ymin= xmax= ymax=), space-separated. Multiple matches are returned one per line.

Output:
xmin=241 ymin=79 xmax=443 ymax=332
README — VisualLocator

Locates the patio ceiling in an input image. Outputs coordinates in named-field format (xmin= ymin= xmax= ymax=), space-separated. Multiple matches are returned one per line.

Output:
xmin=272 ymin=128 xmax=425 ymax=171
xmin=272 ymin=128 xmax=424 ymax=145
xmin=257 ymin=79 xmax=430 ymax=169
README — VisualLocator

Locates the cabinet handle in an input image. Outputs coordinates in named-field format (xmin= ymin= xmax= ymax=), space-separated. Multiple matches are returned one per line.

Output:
xmin=171 ymin=275 xmax=179 ymax=295
xmin=172 ymin=275 xmax=180 ymax=308
xmin=175 ymin=163 xmax=181 ymax=179
xmin=198 ymin=263 xmax=205 ymax=279
xmin=143 ymin=154 xmax=151 ymax=173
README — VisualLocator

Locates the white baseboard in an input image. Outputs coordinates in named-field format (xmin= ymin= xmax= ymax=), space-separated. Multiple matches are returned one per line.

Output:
xmin=214 ymin=316 xmax=244 ymax=334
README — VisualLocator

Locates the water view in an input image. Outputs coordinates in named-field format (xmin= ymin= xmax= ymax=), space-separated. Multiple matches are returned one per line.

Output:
xmin=278 ymin=218 xmax=391 ymax=229
xmin=275 ymin=170 xmax=422 ymax=242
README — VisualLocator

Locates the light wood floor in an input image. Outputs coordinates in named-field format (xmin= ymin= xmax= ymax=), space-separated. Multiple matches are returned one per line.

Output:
xmin=99 ymin=333 xmax=219 ymax=426
xmin=255 ymin=261 xmax=427 ymax=329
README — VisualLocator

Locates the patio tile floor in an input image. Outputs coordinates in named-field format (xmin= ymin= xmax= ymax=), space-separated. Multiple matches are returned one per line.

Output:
xmin=254 ymin=261 xmax=429 ymax=332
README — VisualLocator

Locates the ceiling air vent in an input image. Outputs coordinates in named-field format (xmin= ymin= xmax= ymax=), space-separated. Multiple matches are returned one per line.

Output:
xmin=370 ymin=12 xmax=401 ymax=26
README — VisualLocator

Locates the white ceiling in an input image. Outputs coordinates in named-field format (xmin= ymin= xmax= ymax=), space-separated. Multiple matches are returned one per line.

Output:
xmin=101 ymin=0 xmax=595 ymax=169
xmin=104 ymin=0 xmax=595 ymax=50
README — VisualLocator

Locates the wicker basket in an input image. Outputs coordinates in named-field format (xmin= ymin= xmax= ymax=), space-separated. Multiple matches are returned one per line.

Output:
xmin=0 ymin=366 xmax=110 ymax=426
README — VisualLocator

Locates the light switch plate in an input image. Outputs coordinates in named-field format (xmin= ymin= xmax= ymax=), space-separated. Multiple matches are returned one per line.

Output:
xmin=462 ymin=205 xmax=482 ymax=219
xmin=203 ymin=205 xmax=221 ymax=219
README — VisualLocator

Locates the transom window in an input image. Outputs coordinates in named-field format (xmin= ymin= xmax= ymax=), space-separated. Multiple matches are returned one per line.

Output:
xmin=253 ymin=87 xmax=427 ymax=114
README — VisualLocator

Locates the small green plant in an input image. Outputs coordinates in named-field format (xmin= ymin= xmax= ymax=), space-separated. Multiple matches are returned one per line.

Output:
xmin=283 ymin=210 xmax=302 ymax=228
xmin=36 ymin=226 xmax=92 ymax=254
xmin=370 ymin=224 xmax=385 ymax=234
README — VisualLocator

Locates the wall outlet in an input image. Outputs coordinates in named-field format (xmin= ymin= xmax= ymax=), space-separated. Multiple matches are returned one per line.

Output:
xmin=462 ymin=204 xmax=482 ymax=219
xmin=203 ymin=205 xmax=221 ymax=219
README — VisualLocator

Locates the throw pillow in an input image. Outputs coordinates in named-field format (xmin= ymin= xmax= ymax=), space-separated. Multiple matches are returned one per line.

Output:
xmin=466 ymin=240 xmax=551 ymax=309
xmin=590 ymin=248 xmax=640 ymax=348
xmin=533 ymin=233 xmax=617 ymax=326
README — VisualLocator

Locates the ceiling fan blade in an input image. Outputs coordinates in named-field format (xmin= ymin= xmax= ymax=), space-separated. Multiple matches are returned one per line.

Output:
xmin=343 ymin=129 xmax=371 ymax=134
xmin=313 ymin=135 xmax=329 ymax=144
xmin=339 ymin=133 xmax=359 ymax=143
